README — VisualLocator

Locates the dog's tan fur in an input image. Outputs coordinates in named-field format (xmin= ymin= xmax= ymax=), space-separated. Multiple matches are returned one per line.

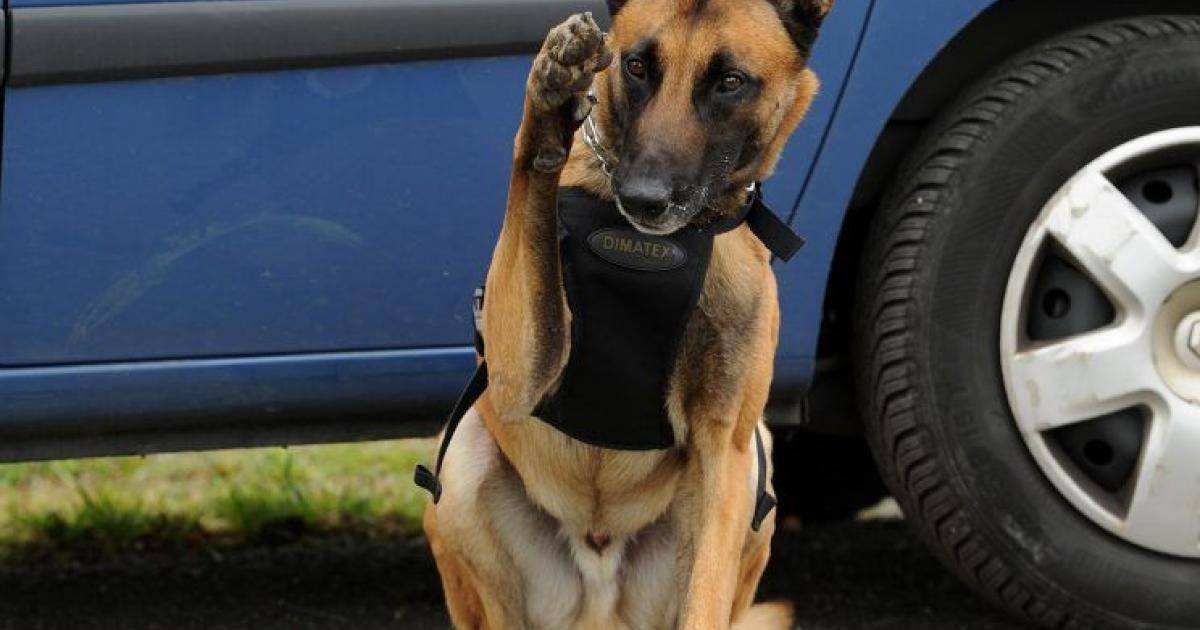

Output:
xmin=424 ymin=1 xmax=829 ymax=627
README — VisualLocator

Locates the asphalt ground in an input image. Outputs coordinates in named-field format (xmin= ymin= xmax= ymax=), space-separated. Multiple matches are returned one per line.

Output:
xmin=0 ymin=519 xmax=1034 ymax=630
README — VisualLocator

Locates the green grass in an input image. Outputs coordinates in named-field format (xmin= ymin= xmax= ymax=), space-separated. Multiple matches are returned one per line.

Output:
xmin=0 ymin=439 xmax=435 ymax=559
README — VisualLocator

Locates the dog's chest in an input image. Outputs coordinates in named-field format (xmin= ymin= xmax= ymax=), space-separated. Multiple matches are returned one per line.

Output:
xmin=504 ymin=419 xmax=686 ymax=537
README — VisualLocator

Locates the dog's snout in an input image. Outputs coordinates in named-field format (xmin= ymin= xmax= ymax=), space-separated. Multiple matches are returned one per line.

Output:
xmin=617 ymin=176 xmax=671 ymax=218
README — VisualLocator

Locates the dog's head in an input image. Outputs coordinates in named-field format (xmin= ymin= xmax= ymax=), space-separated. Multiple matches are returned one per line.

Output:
xmin=593 ymin=0 xmax=832 ymax=235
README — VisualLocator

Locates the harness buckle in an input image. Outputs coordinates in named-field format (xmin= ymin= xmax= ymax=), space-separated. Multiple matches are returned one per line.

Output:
xmin=472 ymin=286 xmax=486 ymax=355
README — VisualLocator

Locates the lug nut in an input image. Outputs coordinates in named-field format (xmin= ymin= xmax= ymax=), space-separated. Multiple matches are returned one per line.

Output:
xmin=1174 ymin=312 xmax=1200 ymax=371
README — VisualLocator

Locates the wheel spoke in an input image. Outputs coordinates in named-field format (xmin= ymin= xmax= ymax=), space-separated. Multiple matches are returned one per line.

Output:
xmin=1042 ymin=169 xmax=1188 ymax=314
xmin=1008 ymin=327 xmax=1154 ymax=431
xmin=1123 ymin=400 xmax=1200 ymax=553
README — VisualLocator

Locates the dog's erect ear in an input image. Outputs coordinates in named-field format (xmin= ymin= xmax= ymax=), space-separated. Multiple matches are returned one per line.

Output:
xmin=606 ymin=0 xmax=628 ymax=17
xmin=770 ymin=0 xmax=834 ymax=59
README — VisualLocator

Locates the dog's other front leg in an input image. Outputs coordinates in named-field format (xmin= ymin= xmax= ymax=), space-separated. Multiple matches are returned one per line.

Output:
xmin=674 ymin=293 xmax=783 ymax=629
xmin=481 ymin=13 xmax=611 ymax=417
xmin=674 ymin=417 xmax=758 ymax=629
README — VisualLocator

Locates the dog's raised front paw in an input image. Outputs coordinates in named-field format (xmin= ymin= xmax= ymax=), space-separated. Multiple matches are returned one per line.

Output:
xmin=529 ymin=12 xmax=612 ymax=118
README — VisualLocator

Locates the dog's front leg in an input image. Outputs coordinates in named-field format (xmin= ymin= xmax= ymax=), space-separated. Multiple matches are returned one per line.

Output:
xmin=674 ymin=417 xmax=759 ymax=630
xmin=482 ymin=13 xmax=611 ymax=416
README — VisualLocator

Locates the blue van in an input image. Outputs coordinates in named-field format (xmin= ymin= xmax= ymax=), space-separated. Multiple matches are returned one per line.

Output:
xmin=1 ymin=1 xmax=1197 ymax=627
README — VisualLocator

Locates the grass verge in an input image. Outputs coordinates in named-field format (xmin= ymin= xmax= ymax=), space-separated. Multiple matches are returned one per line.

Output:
xmin=0 ymin=439 xmax=434 ymax=560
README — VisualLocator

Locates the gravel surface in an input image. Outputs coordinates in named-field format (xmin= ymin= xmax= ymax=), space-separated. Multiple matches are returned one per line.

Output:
xmin=0 ymin=520 xmax=1034 ymax=630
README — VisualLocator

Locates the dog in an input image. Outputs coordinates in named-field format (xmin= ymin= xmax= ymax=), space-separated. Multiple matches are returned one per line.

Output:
xmin=421 ymin=1 xmax=832 ymax=627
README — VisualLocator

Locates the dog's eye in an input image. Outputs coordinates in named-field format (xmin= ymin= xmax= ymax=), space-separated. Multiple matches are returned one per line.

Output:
xmin=717 ymin=73 xmax=745 ymax=94
xmin=625 ymin=58 xmax=647 ymax=79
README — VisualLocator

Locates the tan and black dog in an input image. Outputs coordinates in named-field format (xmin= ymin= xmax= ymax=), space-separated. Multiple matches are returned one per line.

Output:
xmin=423 ymin=0 xmax=832 ymax=627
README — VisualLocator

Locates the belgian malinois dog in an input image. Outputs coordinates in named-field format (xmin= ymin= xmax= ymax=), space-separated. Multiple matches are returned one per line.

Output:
xmin=423 ymin=0 xmax=832 ymax=627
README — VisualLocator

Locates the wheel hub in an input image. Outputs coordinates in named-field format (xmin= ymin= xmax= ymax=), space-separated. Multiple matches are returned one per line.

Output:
xmin=1154 ymin=282 xmax=1200 ymax=402
xmin=1001 ymin=128 xmax=1200 ymax=559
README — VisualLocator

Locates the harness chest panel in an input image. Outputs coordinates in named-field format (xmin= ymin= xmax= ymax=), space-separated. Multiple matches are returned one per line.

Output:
xmin=532 ymin=188 xmax=712 ymax=450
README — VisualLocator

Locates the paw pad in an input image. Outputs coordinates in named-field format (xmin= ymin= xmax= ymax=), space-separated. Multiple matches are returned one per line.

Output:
xmin=530 ymin=12 xmax=611 ymax=112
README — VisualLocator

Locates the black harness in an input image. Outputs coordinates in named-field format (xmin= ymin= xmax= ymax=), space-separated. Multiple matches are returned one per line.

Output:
xmin=416 ymin=186 xmax=803 ymax=532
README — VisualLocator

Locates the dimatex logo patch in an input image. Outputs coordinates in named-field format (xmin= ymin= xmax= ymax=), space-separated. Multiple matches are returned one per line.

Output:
xmin=587 ymin=228 xmax=687 ymax=272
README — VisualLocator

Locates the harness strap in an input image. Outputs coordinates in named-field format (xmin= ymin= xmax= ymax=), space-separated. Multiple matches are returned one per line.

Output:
xmin=413 ymin=361 xmax=487 ymax=504
xmin=751 ymin=425 xmax=776 ymax=532
xmin=709 ymin=184 xmax=805 ymax=262
xmin=746 ymin=195 xmax=805 ymax=263
xmin=413 ymin=286 xmax=488 ymax=505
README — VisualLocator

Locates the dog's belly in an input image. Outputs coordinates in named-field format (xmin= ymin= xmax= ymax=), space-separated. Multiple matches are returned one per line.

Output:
xmin=439 ymin=409 xmax=683 ymax=629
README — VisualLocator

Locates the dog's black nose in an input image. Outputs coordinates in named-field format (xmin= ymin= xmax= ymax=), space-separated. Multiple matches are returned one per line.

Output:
xmin=617 ymin=176 xmax=670 ymax=218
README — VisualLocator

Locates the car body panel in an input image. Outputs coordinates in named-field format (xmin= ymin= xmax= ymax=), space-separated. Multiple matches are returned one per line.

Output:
xmin=0 ymin=59 xmax=526 ymax=365
xmin=0 ymin=0 xmax=1000 ymax=457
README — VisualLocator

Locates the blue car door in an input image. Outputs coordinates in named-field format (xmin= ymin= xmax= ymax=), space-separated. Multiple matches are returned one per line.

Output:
xmin=0 ymin=0 xmax=607 ymax=448
xmin=1 ymin=1 xmax=605 ymax=363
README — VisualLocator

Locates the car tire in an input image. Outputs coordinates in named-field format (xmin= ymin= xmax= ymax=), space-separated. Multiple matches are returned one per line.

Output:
xmin=855 ymin=16 xmax=1200 ymax=630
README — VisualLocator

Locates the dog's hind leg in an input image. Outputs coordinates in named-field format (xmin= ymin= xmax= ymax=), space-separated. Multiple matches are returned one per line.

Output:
xmin=728 ymin=514 xmax=793 ymax=630
xmin=479 ymin=13 xmax=611 ymax=419
xmin=424 ymin=410 xmax=527 ymax=629
xmin=730 ymin=602 xmax=795 ymax=630
xmin=424 ymin=516 xmax=487 ymax=629
xmin=425 ymin=410 xmax=584 ymax=630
